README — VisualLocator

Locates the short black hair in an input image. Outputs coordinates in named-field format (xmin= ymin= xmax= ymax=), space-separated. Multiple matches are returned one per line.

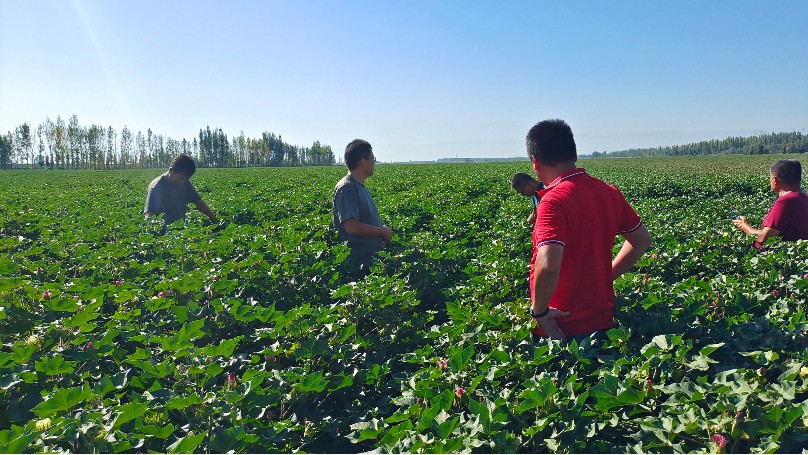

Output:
xmin=170 ymin=154 xmax=196 ymax=176
xmin=770 ymin=159 xmax=802 ymax=187
xmin=511 ymin=172 xmax=537 ymax=188
xmin=526 ymin=119 xmax=577 ymax=166
xmin=345 ymin=139 xmax=372 ymax=170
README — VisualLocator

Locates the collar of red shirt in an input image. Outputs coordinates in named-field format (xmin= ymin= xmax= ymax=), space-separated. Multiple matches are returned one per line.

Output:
xmin=537 ymin=168 xmax=587 ymax=197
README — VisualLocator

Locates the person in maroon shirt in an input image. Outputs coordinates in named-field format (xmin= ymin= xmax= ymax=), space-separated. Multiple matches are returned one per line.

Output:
xmin=733 ymin=159 xmax=808 ymax=247
xmin=525 ymin=119 xmax=652 ymax=342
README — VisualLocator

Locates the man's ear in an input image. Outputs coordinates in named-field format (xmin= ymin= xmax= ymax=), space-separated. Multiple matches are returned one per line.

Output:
xmin=530 ymin=156 xmax=541 ymax=174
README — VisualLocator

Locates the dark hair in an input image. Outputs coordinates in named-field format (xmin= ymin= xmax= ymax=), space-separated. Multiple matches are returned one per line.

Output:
xmin=344 ymin=139 xmax=373 ymax=170
xmin=511 ymin=172 xmax=537 ymax=188
xmin=170 ymin=154 xmax=196 ymax=176
xmin=770 ymin=159 xmax=802 ymax=187
xmin=526 ymin=119 xmax=577 ymax=166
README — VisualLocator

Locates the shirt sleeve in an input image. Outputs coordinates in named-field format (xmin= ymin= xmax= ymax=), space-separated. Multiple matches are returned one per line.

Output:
xmin=762 ymin=199 xmax=784 ymax=230
xmin=144 ymin=184 xmax=162 ymax=214
xmin=614 ymin=187 xmax=642 ymax=233
xmin=533 ymin=197 xmax=567 ymax=247
xmin=333 ymin=183 xmax=360 ymax=225
xmin=186 ymin=182 xmax=201 ymax=203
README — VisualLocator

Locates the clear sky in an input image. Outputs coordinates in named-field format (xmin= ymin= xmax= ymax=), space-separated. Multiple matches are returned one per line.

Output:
xmin=2 ymin=0 xmax=807 ymax=162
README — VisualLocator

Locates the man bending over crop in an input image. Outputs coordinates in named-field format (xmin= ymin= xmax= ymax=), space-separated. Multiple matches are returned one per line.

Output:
xmin=332 ymin=139 xmax=393 ymax=271
xmin=733 ymin=159 xmax=808 ymax=247
xmin=144 ymin=154 xmax=218 ymax=226
xmin=511 ymin=172 xmax=544 ymax=225
xmin=526 ymin=119 xmax=652 ymax=342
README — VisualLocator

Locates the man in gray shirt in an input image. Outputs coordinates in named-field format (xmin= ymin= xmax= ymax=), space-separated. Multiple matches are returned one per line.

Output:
xmin=332 ymin=139 xmax=393 ymax=270
xmin=144 ymin=154 xmax=218 ymax=226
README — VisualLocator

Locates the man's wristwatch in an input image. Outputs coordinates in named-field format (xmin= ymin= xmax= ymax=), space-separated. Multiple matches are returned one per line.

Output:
xmin=528 ymin=307 xmax=550 ymax=318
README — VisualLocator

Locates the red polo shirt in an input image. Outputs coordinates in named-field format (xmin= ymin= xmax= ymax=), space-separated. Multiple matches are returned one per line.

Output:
xmin=531 ymin=168 xmax=642 ymax=337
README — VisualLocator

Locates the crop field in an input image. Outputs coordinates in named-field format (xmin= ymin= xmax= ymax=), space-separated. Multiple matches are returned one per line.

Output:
xmin=1 ymin=154 xmax=807 ymax=453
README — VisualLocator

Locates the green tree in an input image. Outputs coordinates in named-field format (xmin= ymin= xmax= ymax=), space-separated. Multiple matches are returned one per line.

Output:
xmin=0 ymin=133 xmax=11 ymax=169
xmin=120 ymin=126 xmax=133 ymax=169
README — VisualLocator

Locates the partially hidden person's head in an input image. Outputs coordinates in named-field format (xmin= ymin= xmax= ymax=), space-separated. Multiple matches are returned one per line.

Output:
xmin=511 ymin=172 xmax=541 ymax=196
xmin=345 ymin=139 xmax=375 ymax=172
xmin=168 ymin=154 xmax=196 ymax=183
xmin=770 ymin=159 xmax=802 ymax=190
xmin=526 ymin=119 xmax=577 ymax=166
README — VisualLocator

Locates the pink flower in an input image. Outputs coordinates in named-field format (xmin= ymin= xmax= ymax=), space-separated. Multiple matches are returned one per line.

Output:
xmin=226 ymin=372 xmax=237 ymax=387
xmin=73 ymin=295 xmax=80 ymax=300
xmin=771 ymin=289 xmax=779 ymax=297
xmin=42 ymin=290 xmax=52 ymax=299
xmin=114 ymin=280 xmax=123 ymax=286
xmin=651 ymin=253 xmax=658 ymax=260
xmin=645 ymin=379 xmax=652 ymax=393
xmin=437 ymin=359 xmax=448 ymax=370
xmin=158 ymin=291 xmax=169 ymax=298
xmin=712 ymin=433 xmax=726 ymax=449
xmin=455 ymin=387 xmax=466 ymax=398
xmin=804 ymin=273 xmax=808 ymax=279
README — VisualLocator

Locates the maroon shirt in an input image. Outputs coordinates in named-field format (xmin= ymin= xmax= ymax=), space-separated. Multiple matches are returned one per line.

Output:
xmin=762 ymin=191 xmax=808 ymax=241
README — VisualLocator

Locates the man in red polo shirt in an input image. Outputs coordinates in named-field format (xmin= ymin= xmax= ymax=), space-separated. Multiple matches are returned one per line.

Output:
xmin=525 ymin=119 xmax=652 ymax=342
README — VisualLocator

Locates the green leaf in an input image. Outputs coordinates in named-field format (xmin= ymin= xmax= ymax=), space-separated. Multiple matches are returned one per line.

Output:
xmin=209 ymin=426 xmax=246 ymax=453
xmin=114 ymin=402 xmax=149 ymax=428
xmin=138 ymin=424 xmax=176 ymax=439
xmin=126 ymin=359 xmax=172 ymax=378
xmin=165 ymin=393 xmax=208 ymax=410
xmin=63 ymin=310 xmax=100 ymax=328
xmin=35 ymin=354 xmax=76 ymax=376
xmin=0 ymin=258 xmax=19 ymax=274
xmin=199 ymin=336 xmax=242 ymax=357
xmin=43 ymin=298 xmax=80 ymax=312
xmin=168 ymin=433 xmax=206 ymax=453
xmin=0 ymin=426 xmax=38 ymax=453
xmin=31 ymin=385 xmax=92 ymax=417
xmin=161 ymin=320 xmax=206 ymax=352
xmin=699 ymin=343 xmax=724 ymax=356
xmin=93 ymin=370 xmax=130 ymax=395
xmin=296 ymin=371 xmax=328 ymax=393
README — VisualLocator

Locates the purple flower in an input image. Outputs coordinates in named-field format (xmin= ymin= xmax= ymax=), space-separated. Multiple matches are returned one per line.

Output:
xmin=42 ymin=290 xmax=52 ymax=299
xmin=114 ymin=280 xmax=123 ymax=286
xmin=226 ymin=372 xmax=237 ymax=387
xmin=712 ymin=433 xmax=726 ymax=449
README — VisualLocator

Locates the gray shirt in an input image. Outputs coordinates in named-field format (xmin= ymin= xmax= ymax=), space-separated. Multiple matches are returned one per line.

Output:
xmin=144 ymin=173 xmax=201 ymax=225
xmin=332 ymin=175 xmax=382 ymax=265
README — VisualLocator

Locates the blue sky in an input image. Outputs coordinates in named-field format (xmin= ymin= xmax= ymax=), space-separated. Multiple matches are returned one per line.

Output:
xmin=1 ymin=0 xmax=807 ymax=162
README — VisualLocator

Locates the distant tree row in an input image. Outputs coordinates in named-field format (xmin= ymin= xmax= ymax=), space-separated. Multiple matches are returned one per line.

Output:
xmin=0 ymin=115 xmax=335 ymax=170
xmin=590 ymin=131 xmax=808 ymax=158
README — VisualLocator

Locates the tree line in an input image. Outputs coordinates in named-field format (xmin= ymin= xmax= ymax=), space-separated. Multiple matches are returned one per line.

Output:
xmin=590 ymin=131 xmax=808 ymax=158
xmin=0 ymin=115 xmax=336 ymax=170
